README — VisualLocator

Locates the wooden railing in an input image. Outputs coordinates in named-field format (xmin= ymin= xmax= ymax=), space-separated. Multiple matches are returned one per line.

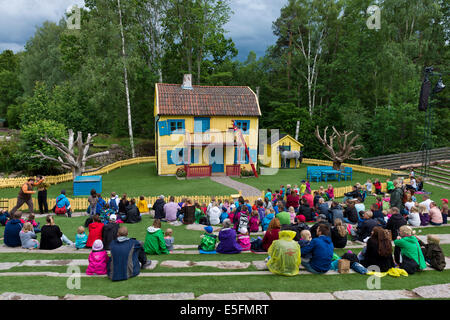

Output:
xmin=184 ymin=164 xmax=212 ymax=178
xmin=0 ymin=156 xmax=156 ymax=189
xmin=226 ymin=165 xmax=241 ymax=177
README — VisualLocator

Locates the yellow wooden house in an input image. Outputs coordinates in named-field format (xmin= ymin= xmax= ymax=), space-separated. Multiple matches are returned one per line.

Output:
xmin=259 ymin=133 xmax=303 ymax=169
xmin=154 ymin=75 xmax=261 ymax=177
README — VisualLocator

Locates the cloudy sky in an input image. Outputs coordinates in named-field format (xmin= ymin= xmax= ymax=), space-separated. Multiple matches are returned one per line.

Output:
xmin=0 ymin=0 xmax=286 ymax=60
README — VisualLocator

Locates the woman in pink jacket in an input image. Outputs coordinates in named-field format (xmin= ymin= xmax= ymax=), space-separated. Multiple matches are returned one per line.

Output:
xmin=86 ymin=239 xmax=109 ymax=275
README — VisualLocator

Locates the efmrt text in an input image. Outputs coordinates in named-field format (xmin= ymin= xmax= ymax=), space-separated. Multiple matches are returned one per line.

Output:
xmin=179 ymin=304 xmax=270 ymax=317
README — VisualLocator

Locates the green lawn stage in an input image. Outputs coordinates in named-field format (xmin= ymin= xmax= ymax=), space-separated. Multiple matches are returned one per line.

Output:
xmin=0 ymin=162 xmax=236 ymax=199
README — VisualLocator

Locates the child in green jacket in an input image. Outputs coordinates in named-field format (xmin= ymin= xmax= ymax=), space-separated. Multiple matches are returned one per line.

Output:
xmin=394 ymin=225 xmax=427 ymax=274
xmin=143 ymin=219 xmax=169 ymax=255
xmin=198 ymin=226 xmax=217 ymax=252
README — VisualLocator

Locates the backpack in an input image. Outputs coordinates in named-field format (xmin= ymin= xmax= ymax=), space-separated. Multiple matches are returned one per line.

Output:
xmin=54 ymin=197 xmax=67 ymax=215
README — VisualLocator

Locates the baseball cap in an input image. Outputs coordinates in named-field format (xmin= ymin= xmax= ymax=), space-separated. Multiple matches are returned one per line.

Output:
xmin=204 ymin=226 xmax=213 ymax=233
xmin=110 ymin=214 xmax=117 ymax=222
xmin=441 ymin=198 xmax=448 ymax=204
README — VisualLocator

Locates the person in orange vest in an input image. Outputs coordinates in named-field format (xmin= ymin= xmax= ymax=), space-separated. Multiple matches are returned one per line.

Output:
xmin=10 ymin=176 xmax=44 ymax=215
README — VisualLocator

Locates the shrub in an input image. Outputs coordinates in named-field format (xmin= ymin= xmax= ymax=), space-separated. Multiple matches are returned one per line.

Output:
xmin=176 ymin=167 xmax=187 ymax=178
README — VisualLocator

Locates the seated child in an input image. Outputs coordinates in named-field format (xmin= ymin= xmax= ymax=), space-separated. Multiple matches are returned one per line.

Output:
xmin=164 ymin=228 xmax=174 ymax=253
xmin=219 ymin=207 xmax=229 ymax=224
xmin=248 ymin=210 xmax=260 ymax=233
xmin=417 ymin=234 xmax=446 ymax=271
xmin=393 ymin=226 xmax=427 ymax=274
xmin=298 ymin=230 xmax=312 ymax=262
xmin=382 ymin=194 xmax=390 ymax=211
xmin=75 ymin=226 xmax=88 ymax=249
xmin=19 ymin=222 xmax=39 ymax=249
xmin=143 ymin=219 xmax=169 ymax=255
xmin=26 ymin=213 xmax=41 ymax=233
xmin=418 ymin=204 xmax=430 ymax=226
xmin=407 ymin=207 xmax=421 ymax=227
xmin=237 ymin=227 xmax=251 ymax=251
xmin=137 ymin=195 xmax=148 ymax=214
xmin=0 ymin=209 xmax=10 ymax=226
xmin=86 ymin=239 xmax=109 ymax=275
xmin=198 ymin=226 xmax=218 ymax=253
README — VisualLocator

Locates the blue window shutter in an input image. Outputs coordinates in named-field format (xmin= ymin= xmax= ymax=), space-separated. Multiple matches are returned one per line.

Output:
xmin=158 ymin=120 xmax=168 ymax=136
xmin=191 ymin=148 xmax=199 ymax=164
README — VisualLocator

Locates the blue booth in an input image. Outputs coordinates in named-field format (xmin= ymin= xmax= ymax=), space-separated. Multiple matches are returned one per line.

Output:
xmin=73 ymin=175 xmax=102 ymax=196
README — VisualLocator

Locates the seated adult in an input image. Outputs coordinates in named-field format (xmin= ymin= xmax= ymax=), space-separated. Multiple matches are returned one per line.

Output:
xmin=309 ymin=214 xmax=330 ymax=238
xmin=262 ymin=218 xmax=281 ymax=251
xmin=267 ymin=230 xmax=301 ymax=276
xmin=286 ymin=191 xmax=300 ymax=211
xmin=393 ymin=225 xmax=427 ymax=274
xmin=143 ymin=219 xmax=169 ymax=255
xmin=343 ymin=186 xmax=359 ymax=202
xmin=429 ymin=201 xmax=443 ymax=226
xmin=163 ymin=196 xmax=179 ymax=222
xmin=40 ymin=215 xmax=73 ymax=250
xmin=181 ymin=199 xmax=196 ymax=224
xmin=207 ymin=202 xmax=221 ymax=225
xmin=301 ymin=190 xmax=314 ymax=209
xmin=317 ymin=198 xmax=330 ymax=222
xmin=3 ymin=212 xmax=23 ymax=247
xmin=124 ymin=199 xmax=142 ymax=224
xmin=54 ymin=190 xmax=72 ymax=217
xmin=118 ymin=194 xmax=129 ymax=215
xmin=354 ymin=198 xmax=365 ymax=214
xmin=360 ymin=226 xmax=394 ymax=272
xmin=298 ymin=198 xmax=313 ymax=222
xmin=275 ymin=210 xmax=291 ymax=226
xmin=95 ymin=194 xmax=107 ymax=214
xmin=370 ymin=203 xmax=385 ymax=225
xmin=385 ymin=207 xmax=407 ymax=240
xmin=354 ymin=210 xmax=379 ymax=242
xmin=107 ymin=226 xmax=151 ymax=281
xmin=216 ymin=219 xmax=242 ymax=254
xmin=152 ymin=195 xmax=166 ymax=220
xmin=343 ymin=200 xmax=358 ymax=224
xmin=330 ymin=218 xmax=347 ymax=249
xmin=102 ymin=214 xmax=120 ymax=250
xmin=329 ymin=201 xmax=344 ymax=223
xmin=300 ymin=224 xmax=334 ymax=274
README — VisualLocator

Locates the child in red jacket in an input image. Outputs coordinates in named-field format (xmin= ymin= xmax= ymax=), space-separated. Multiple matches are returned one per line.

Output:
xmin=86 ymin=239 xmax=109 ymax=275
xmin=86 ymin=214 xmax=104 ymax=248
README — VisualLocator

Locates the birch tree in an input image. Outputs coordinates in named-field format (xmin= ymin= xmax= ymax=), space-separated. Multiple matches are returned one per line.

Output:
xmin=117 ymin=0 xmax=135 ymax=158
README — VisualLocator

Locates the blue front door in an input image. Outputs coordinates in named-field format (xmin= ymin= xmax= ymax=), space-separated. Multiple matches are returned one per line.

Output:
xmin=209 ymin=148 xmax=224 ymax=173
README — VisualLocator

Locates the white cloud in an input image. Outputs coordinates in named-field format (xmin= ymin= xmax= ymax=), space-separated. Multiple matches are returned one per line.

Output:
xmin=0 ymin=0 xmax=287 ymax=61
xmin=0 ymin=0 xmax=85 ymax=52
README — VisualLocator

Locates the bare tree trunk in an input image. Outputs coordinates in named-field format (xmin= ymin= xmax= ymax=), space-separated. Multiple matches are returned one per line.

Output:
xmin=34 ymin=130 xmax=110 ymax=179
xmin=117 ymin=0 xmax=135 ymax=158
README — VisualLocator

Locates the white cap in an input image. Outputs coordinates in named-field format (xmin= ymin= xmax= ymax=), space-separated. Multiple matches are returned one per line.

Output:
xmin=110 ymin=214 xmax=117 ymax=221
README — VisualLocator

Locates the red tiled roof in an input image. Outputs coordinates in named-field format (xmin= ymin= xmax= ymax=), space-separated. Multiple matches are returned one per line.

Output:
xmin=156 ymin=83 xmax=261 ymax=117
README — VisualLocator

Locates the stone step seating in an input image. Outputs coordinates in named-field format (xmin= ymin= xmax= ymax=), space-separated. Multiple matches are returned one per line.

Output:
xmin=1 ymin=283 xmax=449 ymax=300
xmin=1 ymin=256 xmax=449 ymax=275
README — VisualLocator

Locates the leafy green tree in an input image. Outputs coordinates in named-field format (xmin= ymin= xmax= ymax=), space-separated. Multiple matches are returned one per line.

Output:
xmin=19 ymin=120 xmax=67 ymax=175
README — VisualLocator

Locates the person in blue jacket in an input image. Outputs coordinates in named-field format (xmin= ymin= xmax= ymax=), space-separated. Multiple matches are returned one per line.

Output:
xmin=107 ymin=226 xmax=151 ymax=281
xmin=3 ymin=212 xmax=23 ymax=247
xmin=300 ymin=224 xmax=334 ymax=274
xmin=55 ymin=190 xmax=72 ymax=217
